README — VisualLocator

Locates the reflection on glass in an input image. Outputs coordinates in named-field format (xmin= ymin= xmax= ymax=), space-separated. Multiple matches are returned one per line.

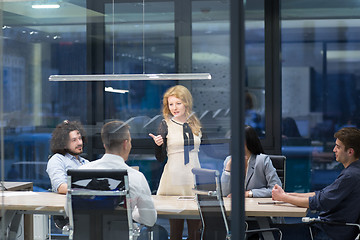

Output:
xmin=281 ymin=1 xmax=360 ymax=193
xmin=245 ymin=91 xmax=264 ymax=137
xmin=245 ymin=1 xmax=266 ymax=137
xmin=1 ymin=0 xmax=231 ymax=199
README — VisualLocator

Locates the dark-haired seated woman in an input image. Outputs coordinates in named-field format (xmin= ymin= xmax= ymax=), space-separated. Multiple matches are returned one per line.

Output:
xmin=221 ymin=125 xmax=281 ymax=198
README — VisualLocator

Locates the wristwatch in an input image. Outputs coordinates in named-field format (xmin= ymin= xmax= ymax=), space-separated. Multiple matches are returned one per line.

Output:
xmin=248 ymin=190 xmax=253 ymax=198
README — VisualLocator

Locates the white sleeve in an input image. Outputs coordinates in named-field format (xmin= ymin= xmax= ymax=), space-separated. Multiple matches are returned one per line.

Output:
xmin=128 ymin=171 xmax=157 ymax=226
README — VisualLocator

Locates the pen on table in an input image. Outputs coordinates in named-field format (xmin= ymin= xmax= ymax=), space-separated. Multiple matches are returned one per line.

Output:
xmin=258 ymin=201 xmax=286 ymax=205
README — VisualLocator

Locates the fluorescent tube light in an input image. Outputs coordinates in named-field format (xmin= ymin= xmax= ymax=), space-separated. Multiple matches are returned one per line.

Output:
xmin=32 ymin=4 xmax=60 ymax=9
xmin=104 ymin=87 xmax=129 ymax=94
xmin=49 ymin=73 xmax=212 ymax=81
xmin=323 ymin=50 xmax=360 ymax=62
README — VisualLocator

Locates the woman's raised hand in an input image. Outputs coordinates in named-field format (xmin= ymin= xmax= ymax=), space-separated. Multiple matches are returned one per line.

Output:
xmin=149 ymin=133 xmax=164 ymax=146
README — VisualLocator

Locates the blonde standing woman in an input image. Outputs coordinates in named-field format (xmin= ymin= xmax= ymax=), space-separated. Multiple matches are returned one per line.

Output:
xmin=149 ymin=85 xmax=202 ymax=240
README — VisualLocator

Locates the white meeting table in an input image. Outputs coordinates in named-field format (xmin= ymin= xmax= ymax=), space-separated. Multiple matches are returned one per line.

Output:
xmin=0 ymin=191 xmax=66 ymax=240
xmin=0 ymin=192 xmax=308 ymax=240
xmin=153 ymin=195 xmax=308 ymax=240
xmin=152 ymin=195 xmax=307 ymax=218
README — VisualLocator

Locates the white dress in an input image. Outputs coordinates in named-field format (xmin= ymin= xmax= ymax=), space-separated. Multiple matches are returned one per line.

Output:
xmin=156 ymin=119 xmax=202 ymax=196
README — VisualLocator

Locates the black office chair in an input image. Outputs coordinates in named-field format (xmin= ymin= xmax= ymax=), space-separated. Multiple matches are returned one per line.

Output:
xmin=268 ymin=155 xmax=286 ymax=189
xmin=269 ymin=217 xmax=360 ymax=240
xmin=308 ymin=218 xmax=360 ymax=240
xmin=67 ymin=169 xmax=138 ymax=240
xmin=192 ymin=167 xmax=282 ymax=240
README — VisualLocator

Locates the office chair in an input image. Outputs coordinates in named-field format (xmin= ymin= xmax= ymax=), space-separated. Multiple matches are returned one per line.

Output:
xmin=308 ymin=217 xmax=360 ymax=240
xmin=269 ymin=217 xmax=360 ymax=240
xmin=268 ymin=155 xmax=286 ymax=189
xmin=192 ymin=167 xmax=231 ymax=240
xmin=67 ymin=169 xmax=139 ymax=240
xmin=192 ymin=167 xmax=282 ymax=240
xmin=309 ymin=218 xmax=360 ymax=240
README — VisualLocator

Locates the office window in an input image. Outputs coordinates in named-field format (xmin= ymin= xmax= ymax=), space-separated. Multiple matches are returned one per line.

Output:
xmin=243 ymin=0 xmax=282 ymax=153
xmin=281 ymin=1 xmax=360 ymax=192
xmin=1 ymin=0 xmax=88 ymax=190
xmin=244 ymin=0 xmax=265 ymax=137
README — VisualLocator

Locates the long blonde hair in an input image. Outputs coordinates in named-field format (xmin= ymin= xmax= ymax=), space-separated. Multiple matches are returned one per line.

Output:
xmin=162 ymin=85 xmax=202 ymax=135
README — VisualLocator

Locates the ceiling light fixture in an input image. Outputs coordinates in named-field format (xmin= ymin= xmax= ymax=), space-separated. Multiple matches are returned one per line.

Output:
xmin=32 ymin=4 xmax=60 ymax=9
xmin=49 ymin=73 xmax=212 ymax=81
xmin=323 ymin=50 xmax=360 ymax=62
xmin=48 ymin=0 xmax=211 ymax=82
xmin=104 ymin=87 xmax=129 ymax=94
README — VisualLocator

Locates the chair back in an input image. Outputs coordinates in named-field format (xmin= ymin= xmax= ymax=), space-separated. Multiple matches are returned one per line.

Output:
xmin=192 ymin=167 xmax=231 ymax=240
xmin=67 ymin=169 xmax=136 ymax=240
xmin=268 ymin=155 xmax=286 ymax=189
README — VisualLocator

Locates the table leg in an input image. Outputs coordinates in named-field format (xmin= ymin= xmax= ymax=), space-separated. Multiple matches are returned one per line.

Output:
xmin=24 ymin=214 xmax=33 ymax=240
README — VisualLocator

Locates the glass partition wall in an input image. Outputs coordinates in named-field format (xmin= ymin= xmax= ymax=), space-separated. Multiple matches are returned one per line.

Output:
xmin=2 ymin=0 xmax=360 ymax=238
xmin=0 ymin=0 xmax=233 ymax=238
xmin=0 ymin=0 xmax=232 ymax=189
